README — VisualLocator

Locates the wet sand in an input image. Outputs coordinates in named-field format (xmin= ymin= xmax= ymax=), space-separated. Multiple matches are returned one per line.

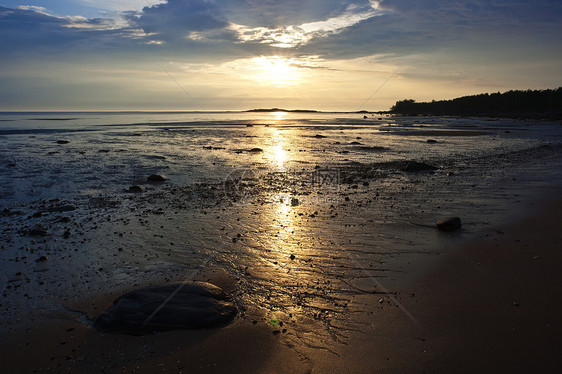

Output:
xmin=315 ymin=194 xmax=562 ymax=373
xmin=1 ymin=194 xmax=560 ymax=373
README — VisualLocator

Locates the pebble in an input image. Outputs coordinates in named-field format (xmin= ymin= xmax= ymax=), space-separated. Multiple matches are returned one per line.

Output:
xmin=127 ymin=185 xmax=143 ymax=193
xmin=436 ymin=217 xmax=462 ymax=231
xmin=147 ymin=174 xmax=166 ymax=182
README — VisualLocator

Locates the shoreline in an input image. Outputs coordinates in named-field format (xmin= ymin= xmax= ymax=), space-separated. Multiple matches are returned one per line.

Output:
xmin=1 ymin=191 xmax=561 ymax=373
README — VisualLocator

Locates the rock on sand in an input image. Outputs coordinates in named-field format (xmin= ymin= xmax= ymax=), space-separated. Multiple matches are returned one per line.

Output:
xmin=94 ymin=282 xmax=236 ymax=335
xmin=436 ymin=217 xmax=462 ymax=231
xmin=147 ymin=174 xmax=166 ymax=182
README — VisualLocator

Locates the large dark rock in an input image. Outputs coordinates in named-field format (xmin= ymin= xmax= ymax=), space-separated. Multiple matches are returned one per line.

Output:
xmin=436 ymin=216 xmax=462 ymax=231
xmin=94 ymin=282 xmax=236 ymax=335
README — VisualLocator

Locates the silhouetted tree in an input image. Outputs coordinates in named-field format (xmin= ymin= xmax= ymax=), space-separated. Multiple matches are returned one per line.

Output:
xmin=389 ymin=88 xmax=562 ymax=119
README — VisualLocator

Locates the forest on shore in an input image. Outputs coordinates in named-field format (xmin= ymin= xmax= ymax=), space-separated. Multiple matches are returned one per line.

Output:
xmin=389 ymin=88 xmax=562 ymax=119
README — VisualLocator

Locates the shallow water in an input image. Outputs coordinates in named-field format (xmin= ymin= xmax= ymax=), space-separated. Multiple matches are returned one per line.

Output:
xmin=1 ymin=112 xmax=561 ymax=348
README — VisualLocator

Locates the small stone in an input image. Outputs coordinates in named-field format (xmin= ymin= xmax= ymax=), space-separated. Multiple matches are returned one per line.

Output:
xmin=378 ymin=298 xmax=384 ymax=304
xmin=291 ymin=198 xmax=299 ymax=206
xmin=290 ymin=254 xmax=295 ymax=260
xmin=127 ymin=185 xmax=143 ymax=193
xmin=56 ymin=140 xmax=69 ymax=144
xmin=36 ymin=256 xmax=48 ymax=263
xmin=147 ymin=174 xmax=166 ymax=182
xmin=436 ymin=217 xmax=462 ymax=231
xmin=28 ymin=229 xmax=48 ymax=237
xmin=247 ymin=148 xmax=263 ymax=153
xmin=426 ymin=139 xmax=438 ymax=144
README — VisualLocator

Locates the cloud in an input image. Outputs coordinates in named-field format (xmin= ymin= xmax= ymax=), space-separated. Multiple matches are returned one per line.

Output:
xmin=132 ymin=0 xmax=228 ymax=41
xmin=130 ymin=0 xmax=384 ymax=48
xmin=80 ymin=0 xmax=166 ymax=12
xmin=296 ymin=0 xmax=562 ymax=59
xmin=221 ymin=0 xmax=373 ymax=28
xmin=0 ymin=5 xmax=123 ymax=52
xmin=227 ymin=3 xmax=383 ymax=48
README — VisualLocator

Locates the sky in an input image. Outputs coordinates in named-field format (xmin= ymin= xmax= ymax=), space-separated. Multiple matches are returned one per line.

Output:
xmin=1 ymin=0 xmax=561 ymax=111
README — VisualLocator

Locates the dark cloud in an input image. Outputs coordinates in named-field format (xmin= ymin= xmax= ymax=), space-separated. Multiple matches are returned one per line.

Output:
xmin=0 ymin=6 xmax=128 ymax=55
xmin=1 ymin=1 xmax=561 ymax=60
xmin=220 ymin=0 xmax=366 ymax=27
xmin=299 ymin=0 xmax=562 ymax=58
xmin=133 ymin=0 xmax=228 ymax=40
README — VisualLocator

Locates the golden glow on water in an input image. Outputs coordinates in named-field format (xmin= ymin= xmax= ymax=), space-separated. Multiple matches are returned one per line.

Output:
xmin=275 ymin=193 xmax=293 ymax=224
xmin=271 ymin=111 xmax=288 ymax=121
xmin=258 ymin=116 xmax=290 ymax=169
xmin=271 ymin=131 xmax=288 ymax=169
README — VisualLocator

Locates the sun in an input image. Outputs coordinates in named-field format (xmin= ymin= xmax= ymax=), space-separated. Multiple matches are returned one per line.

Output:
xmin=253 ymin=56 xmax=301 ymax=86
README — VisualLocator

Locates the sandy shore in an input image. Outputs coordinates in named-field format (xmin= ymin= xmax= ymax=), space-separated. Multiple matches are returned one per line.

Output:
xmin=1 ymin=192 xmax=561 ymax=373
xmin=315 ymin=194 xmax=562 ymax=373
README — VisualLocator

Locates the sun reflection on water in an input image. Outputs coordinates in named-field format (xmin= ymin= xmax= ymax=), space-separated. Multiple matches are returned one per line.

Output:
xmin=262 ymin=124 xmax=289 ymax=170
xmin=271 ymin=111 xmax=288 ymax=121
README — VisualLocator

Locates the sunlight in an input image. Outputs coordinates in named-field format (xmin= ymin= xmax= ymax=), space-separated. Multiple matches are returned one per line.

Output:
xmin=271 ymin=111 xmax=288 ymax=121
xmin=270 ymin=129 xmax=288 ymax=169
xmin=253 ymin=56 xmax=301 ymax=86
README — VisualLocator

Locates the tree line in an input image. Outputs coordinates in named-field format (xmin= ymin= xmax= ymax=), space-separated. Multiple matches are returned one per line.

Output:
xmin=389 ymin=88 xmax=562 ymax=119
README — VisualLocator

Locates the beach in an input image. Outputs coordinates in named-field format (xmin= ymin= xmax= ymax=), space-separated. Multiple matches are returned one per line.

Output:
xmin=1 ymin=192 xmax=560 ymax=373
xmin=1 ymin=112 xmax=561 ymax=372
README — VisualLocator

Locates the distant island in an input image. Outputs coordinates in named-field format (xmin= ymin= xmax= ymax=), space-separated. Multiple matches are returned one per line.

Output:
xmin=245 ymin=108 xmax=377 ymax=114
xmin=246 ymin=108 xmax=319 ymax=113
xmin=389 ymin=88 xmax=562 ymax=119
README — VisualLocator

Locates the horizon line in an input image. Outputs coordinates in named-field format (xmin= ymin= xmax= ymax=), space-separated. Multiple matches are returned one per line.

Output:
xmin=0 ymin=109 xmax=387 ymax=114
